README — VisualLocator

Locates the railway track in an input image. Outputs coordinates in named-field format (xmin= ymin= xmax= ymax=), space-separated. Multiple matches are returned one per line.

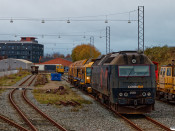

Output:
xmin=0 ymin=114 xmax=28 ymax=131
xmin=9 ymin=74 xmax=67 ymax=131
xmin=117 ymin=114 xmax=171 ymax=131
xmin=62 ymin=75 xmax=172 ymax=131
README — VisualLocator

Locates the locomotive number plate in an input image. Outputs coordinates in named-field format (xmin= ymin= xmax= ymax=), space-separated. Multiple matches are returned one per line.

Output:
xmin=130 ymin=91 xmax=136 ymax=95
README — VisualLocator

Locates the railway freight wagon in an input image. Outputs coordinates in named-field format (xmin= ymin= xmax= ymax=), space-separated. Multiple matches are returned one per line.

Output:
xmin=31 ymin=66 xmax=39 ymax=74
xmin=91 ymin=51 xmax=156 ymax=114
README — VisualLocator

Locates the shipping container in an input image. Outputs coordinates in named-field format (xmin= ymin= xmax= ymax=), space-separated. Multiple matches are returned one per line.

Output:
xmin=51 ymin=73 xmax=62 ymax=81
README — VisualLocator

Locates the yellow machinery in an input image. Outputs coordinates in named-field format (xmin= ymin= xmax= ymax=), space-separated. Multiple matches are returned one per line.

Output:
xmin=82 ymin=61 xmax=94 ymax=93
xmin=56 ymin=64 xmax=64 ymax=74
xmin=68 ymin=59 xmax=87 ymax=84
xmin=68 ymin=59 xmax=94 ymax=92
xmin=157 ymin=61 xmax=175 ymax=101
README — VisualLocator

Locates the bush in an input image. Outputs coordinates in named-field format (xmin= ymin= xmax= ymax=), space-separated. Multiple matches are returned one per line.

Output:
xmin=144 ymin=45 xmax=175 ymax=65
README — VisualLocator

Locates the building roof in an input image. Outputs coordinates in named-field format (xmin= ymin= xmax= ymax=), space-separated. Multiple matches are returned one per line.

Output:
xmin=0 ymin=58 xmax=33 ymax=64
xmin=37 ymin=58 xmax=72 ymax=66
xmin=16 ymin=59 xmax=33 ymax=64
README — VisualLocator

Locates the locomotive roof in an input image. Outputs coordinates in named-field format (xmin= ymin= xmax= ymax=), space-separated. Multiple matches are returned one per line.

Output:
xmin=92 ymin=51 xmax=153 ymax=66
xmin=161 ymin=65 xmax=175 ymax=67
xmin=70 ymin=59 xmax=87 ymax=67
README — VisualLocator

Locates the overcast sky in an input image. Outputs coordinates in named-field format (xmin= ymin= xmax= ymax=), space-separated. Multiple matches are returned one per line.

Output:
xmin=0 ymin=0 xmax=175 ymax=55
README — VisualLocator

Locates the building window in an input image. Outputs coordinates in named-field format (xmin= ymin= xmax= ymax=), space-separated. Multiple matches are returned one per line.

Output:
xmin=2 ymin=51 xmax=5 ymax=55
xmin=17 ymin=46 xmax=21 ymax=49
xmin=12 ymin=46 xmax=15 ymax=49
xmin=17 ymin=51 xmax=21 ymax=55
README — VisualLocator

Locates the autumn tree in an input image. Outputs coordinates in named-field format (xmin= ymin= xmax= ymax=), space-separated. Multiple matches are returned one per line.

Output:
xmin=71 ymin=44 xmax=101 ymax=62
xmin=144 ymin=45 xmax=175 ymax=65
xmin=65 ymin=54 xmax=71 ymax=58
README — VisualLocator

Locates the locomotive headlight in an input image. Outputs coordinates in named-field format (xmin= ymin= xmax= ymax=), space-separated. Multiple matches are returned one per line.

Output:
xmin=124 ymin=92 xmax=128 ymax=97
xmin=147 ymin=92 xmax=151 ymax=96
xmin=86 ymin=77 xmax=90 ymax=80
xmin=119 ymin=93 xmax=123 ymax=97
xmin=142 ymin=92 xmax=146 ymax=97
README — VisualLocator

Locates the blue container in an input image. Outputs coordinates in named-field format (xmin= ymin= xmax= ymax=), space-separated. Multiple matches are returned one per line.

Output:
xmin=51 ymin=73 xmax=62 ymax=81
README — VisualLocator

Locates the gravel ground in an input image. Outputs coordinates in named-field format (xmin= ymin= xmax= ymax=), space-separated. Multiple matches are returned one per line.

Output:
xmin=12 ymin=75 xmax=32 ymax=87
xmin=27 ymin=81 xmax=133 ymax=131
xmin=0 ymin=89 xmax=26 ymax=130
xmin=146 ymin=100 xmax=175 ymax=130
xmin=13 ymin=89 xmax=59 ymax=131
xmin=126 ymin=114 xmax=165 ymax=131
xmin=0 ymin=75 xmax=174 ymax=131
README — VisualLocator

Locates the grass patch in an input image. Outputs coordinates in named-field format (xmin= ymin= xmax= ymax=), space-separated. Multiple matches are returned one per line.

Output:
xmin=0 ymin=70 xmax=31 ymax=86
xmin=33 ymin=82 xmax=92 ymax=110
xmin=0 ymin=89 xmax=6 ymax=94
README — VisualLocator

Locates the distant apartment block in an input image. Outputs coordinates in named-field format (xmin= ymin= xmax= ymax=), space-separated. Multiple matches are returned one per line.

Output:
xmin=0 ymin=37 xmax=44 ymax=63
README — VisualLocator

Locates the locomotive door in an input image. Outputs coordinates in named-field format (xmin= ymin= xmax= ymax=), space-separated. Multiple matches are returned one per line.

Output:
xmin=165 ymin=67 xmax=173 ymax=89
xmin=100 ymin=67 xmax=109 ymax=95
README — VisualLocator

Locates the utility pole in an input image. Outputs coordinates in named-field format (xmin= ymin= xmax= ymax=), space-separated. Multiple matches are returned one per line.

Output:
xmin=138 ymin=6 xmax=144 ymax=53
xmin=106 ymin=26 xmax=110 ymax=54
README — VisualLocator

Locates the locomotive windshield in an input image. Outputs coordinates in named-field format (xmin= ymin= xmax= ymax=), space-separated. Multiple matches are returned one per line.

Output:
xmin=119 ymin=65 xmax=150 ymax=77
xmin=86 ymin=67 xmax=92 ymax=76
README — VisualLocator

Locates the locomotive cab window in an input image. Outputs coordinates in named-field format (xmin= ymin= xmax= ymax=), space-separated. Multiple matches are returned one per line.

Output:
xmin=162 ymin=68 xmax=166 ymax=77
xmin=86 ymin=67 xmax=92 ymax=76
xmin=160 ymin=68 xmax=163 ymax=75
xmin=119 ymin=65 xmax=150 ymax=77
xmin=166 ymin=68 xmax=172 ymax=76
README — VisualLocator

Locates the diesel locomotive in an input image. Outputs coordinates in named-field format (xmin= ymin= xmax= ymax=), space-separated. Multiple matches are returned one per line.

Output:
xmin=68 ymin=51 xmax=156 ymax=114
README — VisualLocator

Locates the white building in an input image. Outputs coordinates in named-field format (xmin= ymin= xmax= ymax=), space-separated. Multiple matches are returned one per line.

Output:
xmin=0 ymin=58 xmax=33 ymax=71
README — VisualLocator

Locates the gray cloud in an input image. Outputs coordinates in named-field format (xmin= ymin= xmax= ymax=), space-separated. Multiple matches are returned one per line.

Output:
xmin=0 ymin=0 xmax=175 ymax=55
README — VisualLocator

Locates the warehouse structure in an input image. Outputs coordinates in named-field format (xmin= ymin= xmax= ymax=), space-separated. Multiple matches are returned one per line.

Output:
xmin=0 ymin=58 xmax=33 ymax=71
xmin=0 ymin=37 xmax=44 ymax=63
xmin=35 ymin=58 xmax=72 ymax=72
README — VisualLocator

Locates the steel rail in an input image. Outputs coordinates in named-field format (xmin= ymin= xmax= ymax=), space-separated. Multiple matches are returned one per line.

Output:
xmin=23 ymin=89 xmax=67 ymax=131
xmin=143 ymin=115 xmax=171 ymax=131
xmin=9 ymin=89 xmax=37 ymax=131
xmin=62 ymin=76 xmax=142 ymax=130
xmin=0 ymin=114 xmax=28 ymax=131
xmin=88 ymin=93 xmax=143 ymax=131
xmin=28 ymin=75 xmax=37 ymax=86
xmin=19 ymin=75 xmax=33 ymax=86
xmin=63 ymin=75 xmax=172 ymax=131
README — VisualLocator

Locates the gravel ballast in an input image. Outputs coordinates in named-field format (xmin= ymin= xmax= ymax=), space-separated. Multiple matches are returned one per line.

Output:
xmin=0 ymin=76 xmax=175 ymax=131
xmin=28 ymin=86 xmax=132 ymax=131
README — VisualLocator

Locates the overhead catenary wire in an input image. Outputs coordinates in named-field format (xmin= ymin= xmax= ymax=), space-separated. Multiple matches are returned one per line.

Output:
xmin=0 ymin=9 xmax=137 ymax=23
